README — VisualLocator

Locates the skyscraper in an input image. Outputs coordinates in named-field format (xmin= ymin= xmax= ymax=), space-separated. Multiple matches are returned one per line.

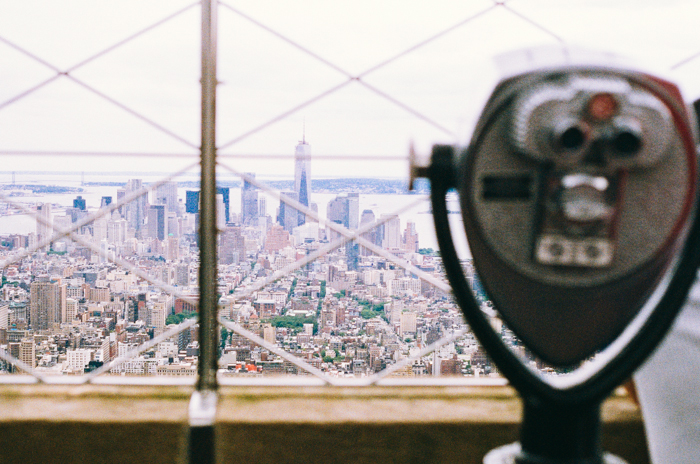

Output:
xmin=294 ymin=136 xmax=311 ymax=227
xmin=402 ymin=221 xmax=419 ymax=252
xmin=326 ymin=193 xmax=360 ymax=241
xmin=360 ymin=209 xmax=379 ymax=256
xmin=327 ymin=196 xmax=345 ymax=226
xmin=147 ymin=204 xmax=167 ymax=241
xmin=216 ymin=194 xmax=226 ymax=230
xmin=0 ymin=304 xmax=8 ymax=330
xmin=347 ymin=193 xmax=359 ymax=230
xmin=265 ymin=224 xmax=291 ymax=252
xmin=326 ymin=193 xmax=361 ymax=268
xmin=116 ymin=188 xmax=126 ymax=215
xmin=346 ymin=241 xmax=359 ymax=271
xmin=19 ymin=338 xmax=35 ymax=371
xmin=185 ymin=188 xmax=229 ymax=223
xmin=220 ymin=226 xmax=246 ymax=264
xmin=259 ymin=196 xmax=267 ymax=218
xmin=125 ymin=179 xmax=148 ymax=235
xmin=65 ymin=298 xmax=77 ymax=323
xmin=279 ymin=191 xmax=299 ymax=233
xmin=217 ymin=187 xmax=230 ymax=224
xmin=152 ymin=181 xmax=178 ymax=215
xmin=36 ymin=203 xmax=52 ymax=251
xmin=73 ymin=196 xmax=86 ymax=210
xmin=185 ymin=190 xmax=199 ymax=214
xmin=380 ymin=214 xmax=401 ymax=250
xmin=70 ymin=197 xmax=88 ymax=224
xmin=30 ymin=280 xmax=65 ymax=331
xmin=241 ymin=173 xmax=259 ymax=226
xmin=37 ymin=200 xmax=52 ymax=234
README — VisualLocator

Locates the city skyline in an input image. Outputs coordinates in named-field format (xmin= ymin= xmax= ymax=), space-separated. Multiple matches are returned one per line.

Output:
xmin=0 ymin=129 xmax=474 ymax=380
xmin=0 ymin=161 xmax=492 ymax=380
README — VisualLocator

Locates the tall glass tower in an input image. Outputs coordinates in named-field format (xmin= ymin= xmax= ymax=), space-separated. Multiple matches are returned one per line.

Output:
xmin=241 ymin=173 xmax=259 ymax=226
xmin=125 ymin=179 xmax=147 ymax=235
xmin=294 ymin=135 xmax=311 ymax=227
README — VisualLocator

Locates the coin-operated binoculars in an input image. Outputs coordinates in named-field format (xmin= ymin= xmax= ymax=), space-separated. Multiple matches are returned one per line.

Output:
xmin=412 ymin=46 xmax=700 ymax=463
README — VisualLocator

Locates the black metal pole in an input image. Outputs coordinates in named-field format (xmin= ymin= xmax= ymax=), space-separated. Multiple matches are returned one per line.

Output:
xmin=517 ymin=397 xmax=603 ymax=464
xmin=189 ymin=0 xmax=219 ymax=463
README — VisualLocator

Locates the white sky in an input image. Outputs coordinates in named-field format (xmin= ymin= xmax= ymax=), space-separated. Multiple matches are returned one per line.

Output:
xmin=2 ymin=0 xmax=700 ymax=179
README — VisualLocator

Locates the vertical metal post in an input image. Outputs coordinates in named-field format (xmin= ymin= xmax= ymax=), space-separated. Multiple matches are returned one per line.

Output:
xmin=189 ymin=0 xmax=218 ymax=463
xmin=198 ymin=0 xmax=219 ymax=393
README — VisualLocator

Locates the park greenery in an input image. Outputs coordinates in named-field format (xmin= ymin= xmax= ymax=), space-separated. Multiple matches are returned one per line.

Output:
xmin=418 ymin=248 xmax=439 ymax=256
xmin=166 ymin=311 xmax=197 ymax=325
xmin=268 ymin=315 xmax=317 ymax=334
xmin=321 ymin=349 xmax=343 ymax=363
xmin=357 ymin=299 xmax=387 ymax=322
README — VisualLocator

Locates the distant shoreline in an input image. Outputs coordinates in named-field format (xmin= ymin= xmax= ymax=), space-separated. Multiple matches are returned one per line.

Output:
xmin=0 ymin=178 xmax=431 ymax=195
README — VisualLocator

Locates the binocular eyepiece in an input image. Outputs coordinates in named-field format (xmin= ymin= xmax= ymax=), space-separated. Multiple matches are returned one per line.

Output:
xmin=513 ymin=74 xmax=673 ymax=171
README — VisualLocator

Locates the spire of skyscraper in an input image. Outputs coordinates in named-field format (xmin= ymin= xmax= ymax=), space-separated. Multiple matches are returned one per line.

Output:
xmin=294 ymin=133 xmax=311 ymax=227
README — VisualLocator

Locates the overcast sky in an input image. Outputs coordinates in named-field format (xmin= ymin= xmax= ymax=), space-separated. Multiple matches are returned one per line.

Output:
xmin=2 ymin=0 xmax=700 ymax=180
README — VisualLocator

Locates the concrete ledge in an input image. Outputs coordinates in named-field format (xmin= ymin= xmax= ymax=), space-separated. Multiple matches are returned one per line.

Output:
xmin=0 ymin=384 xmax=649 ymax=464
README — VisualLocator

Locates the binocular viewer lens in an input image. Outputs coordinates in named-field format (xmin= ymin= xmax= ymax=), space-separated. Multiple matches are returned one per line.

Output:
xmin=554 ymin=121 xmax=643 ymax=157
xmin=610 ymin=124 xmax=642 ymax=156
xmin=557 ymin=125 xmax=586 ymax=150
xmin=514 ymin=76 xmax=671 ymax=169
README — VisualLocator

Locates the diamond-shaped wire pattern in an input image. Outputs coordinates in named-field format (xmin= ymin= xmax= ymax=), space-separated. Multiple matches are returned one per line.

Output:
xmin=0 ymin=1 xmax=698 ymax=385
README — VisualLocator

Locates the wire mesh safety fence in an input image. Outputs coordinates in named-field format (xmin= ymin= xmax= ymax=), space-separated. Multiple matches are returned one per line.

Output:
xmin=0 ymin=0 xmax=699 ymax=386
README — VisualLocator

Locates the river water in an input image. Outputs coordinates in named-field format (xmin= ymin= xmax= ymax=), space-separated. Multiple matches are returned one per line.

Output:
xmin=0 ymin=178 xmax=471 ymax=258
